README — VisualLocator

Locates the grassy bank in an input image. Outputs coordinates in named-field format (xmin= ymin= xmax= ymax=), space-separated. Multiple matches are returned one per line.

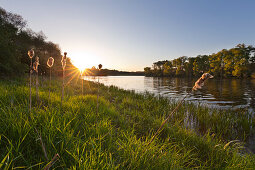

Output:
xmin=0 ymin=77 xmax=255 ymax=169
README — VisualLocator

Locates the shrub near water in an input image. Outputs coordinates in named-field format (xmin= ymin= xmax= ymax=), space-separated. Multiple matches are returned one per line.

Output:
xmin=0 ymin=78 xmax=254 ymax=169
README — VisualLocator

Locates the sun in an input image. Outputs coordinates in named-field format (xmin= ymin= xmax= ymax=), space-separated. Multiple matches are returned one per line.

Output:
xmin=70 ymin=52 xmax=99 ymax=72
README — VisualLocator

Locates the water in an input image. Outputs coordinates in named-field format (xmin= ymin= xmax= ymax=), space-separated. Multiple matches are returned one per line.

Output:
xmin=84 ymin=76 xmax=255 ymax=113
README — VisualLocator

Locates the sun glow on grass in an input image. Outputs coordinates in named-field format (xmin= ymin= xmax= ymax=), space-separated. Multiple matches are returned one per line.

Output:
xmin=1 ymin=79 xmax=255 ymax=169
xmin=70 ymin=52 xmax=99 ymax=72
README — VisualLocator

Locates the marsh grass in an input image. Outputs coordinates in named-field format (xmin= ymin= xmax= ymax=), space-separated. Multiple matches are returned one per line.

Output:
xmin=149 ymin=73 xmax=214 ymax=145
xmin=0 ymin=78 xmax=254 ymax=169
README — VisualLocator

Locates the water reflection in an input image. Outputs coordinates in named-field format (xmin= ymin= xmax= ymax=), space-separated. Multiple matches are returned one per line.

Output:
xmin=84 ymin=76 xmax=255 ymax=113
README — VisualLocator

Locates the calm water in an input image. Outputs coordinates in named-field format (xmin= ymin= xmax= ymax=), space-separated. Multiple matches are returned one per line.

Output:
xmin=84 ymin=76 xmax=255 ymax=113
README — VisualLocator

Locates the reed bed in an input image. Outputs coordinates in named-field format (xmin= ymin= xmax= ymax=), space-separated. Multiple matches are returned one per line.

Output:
xmin=0 ymin=78 xmax=254 ymax=169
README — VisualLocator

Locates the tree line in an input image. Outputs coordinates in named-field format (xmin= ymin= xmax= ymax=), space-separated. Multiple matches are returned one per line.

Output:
xmin=144 ymin=44 xmax=255 ymax=78
xmin=0 ymin=7 xmax=141 ymax=78
xmin=82 ymin=66 xmax=144 ymax=76
xmin=0 ymin=7 xmax=73 ymax=77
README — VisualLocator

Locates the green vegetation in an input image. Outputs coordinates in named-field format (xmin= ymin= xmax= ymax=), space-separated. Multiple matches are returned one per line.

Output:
xmin=1 ymin=5 xmax=255 ymax=170
xmin=145 ymin=44 xmax=255 ymax=78
xmin=0 ymin=6 xmax=142 ymax=78
xmin=0 ymin=78 xmax=254 ymax=169
xmin=0 ymin=7 xmax=73 ymax=77
xmin=83 ymin=67 xmax=144 ymax=76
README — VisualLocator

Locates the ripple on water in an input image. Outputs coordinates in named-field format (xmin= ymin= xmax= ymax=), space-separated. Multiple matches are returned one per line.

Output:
xmin=84 ymin=76 xmax=255 ymax=113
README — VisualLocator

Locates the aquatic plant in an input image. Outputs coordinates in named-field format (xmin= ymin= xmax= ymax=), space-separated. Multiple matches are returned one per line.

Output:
xmin=149 ymin=73 xmax=214 ymax=145
xmin=47 ymin=57 xmax=54 ymax=100
xmin=28 ymin=49 xmax=34 ymax=112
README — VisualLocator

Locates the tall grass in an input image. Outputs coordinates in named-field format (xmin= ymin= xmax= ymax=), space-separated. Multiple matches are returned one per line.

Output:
xmin=149 ymin=73 xmax=214 ymax=145
xmin=0 ymin=78 xmax=254 ymax=169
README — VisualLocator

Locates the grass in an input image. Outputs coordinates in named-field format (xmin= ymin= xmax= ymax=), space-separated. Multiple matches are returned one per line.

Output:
xmin=0 ymin=77 xmax=254 ymax=169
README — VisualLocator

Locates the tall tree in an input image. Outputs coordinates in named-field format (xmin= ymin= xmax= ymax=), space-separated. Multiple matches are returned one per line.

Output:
xmin=0 ymin=7 xmax=63 ymax=76
xmin=193 ymin=55 xmax=209 ymax=76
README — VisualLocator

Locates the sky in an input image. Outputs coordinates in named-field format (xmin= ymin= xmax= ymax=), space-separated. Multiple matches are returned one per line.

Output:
xmin=1 ymin=0 xmax=255 ymax=71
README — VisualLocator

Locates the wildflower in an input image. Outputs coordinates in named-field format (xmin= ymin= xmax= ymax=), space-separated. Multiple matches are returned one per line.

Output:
xmin=47 ymin=57 xmax=54 ymax=67
xmin=192 ymin=73 xmax=214 ymax=91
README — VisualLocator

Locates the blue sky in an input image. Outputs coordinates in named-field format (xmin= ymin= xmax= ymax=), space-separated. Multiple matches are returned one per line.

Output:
xmin=1 ymin=0 xmax=255 ymax=71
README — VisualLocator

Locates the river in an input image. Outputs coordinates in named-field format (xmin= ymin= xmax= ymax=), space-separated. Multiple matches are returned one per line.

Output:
xmin=84 ymin=76 xmax=255 ymax=113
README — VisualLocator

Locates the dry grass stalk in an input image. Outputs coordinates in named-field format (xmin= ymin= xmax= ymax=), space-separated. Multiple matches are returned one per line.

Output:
xmin=96 ymin=64 xmax=102 ymax=115
xmin=61 ymin=52 xmax=67 ymax=105
xmin=148 ymin=73 xmax=214 ymax=145
xmin=47 ymin=57 xmax=54 ymax=100
xmin=28 ymin=49 xmax=34 ymax=112
xmin=35 ymin=128 xmax=49 ymax=162
xmin=81 ymin=70 xmax=84 ymax=95
xmin=33 ymin=56 xmax=40 ymax=103
xmin=27 ymin=50 xmax=50 ymax=166
xmin=44 ymin=153 xmax=60 ymax=170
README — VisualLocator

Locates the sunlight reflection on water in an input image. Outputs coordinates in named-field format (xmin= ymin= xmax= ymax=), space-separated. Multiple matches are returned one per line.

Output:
xmin=84 ymin=76 xmax=255 ymax=113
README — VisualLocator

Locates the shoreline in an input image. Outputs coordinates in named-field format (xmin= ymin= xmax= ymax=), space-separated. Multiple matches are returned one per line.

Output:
xmin=84 ymin=76 xmax=255 ymax=113
xmin=0 ymin=78 xmax=254 ymax=168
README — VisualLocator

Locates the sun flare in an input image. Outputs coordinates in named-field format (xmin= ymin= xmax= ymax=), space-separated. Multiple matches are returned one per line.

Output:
xmin=70 ymin=52 xmax=99 ymax=71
